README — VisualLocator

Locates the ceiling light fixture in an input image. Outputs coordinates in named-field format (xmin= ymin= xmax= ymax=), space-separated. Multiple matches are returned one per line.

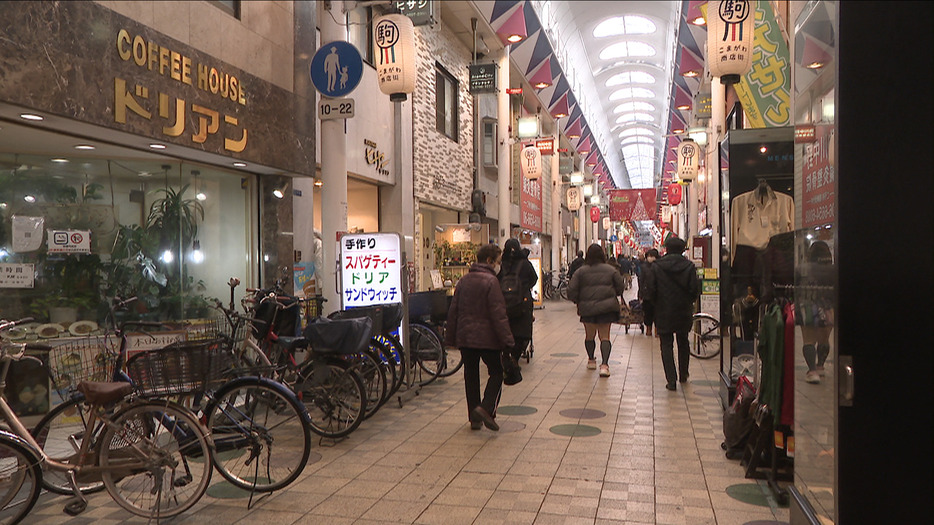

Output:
xmin=19 ymin=113 xmax=44 ymax=121
xmin=149 ymin=143 xmax=166 ymax=150
xmin=233 ymin=161 xmax=247 ymax=168
xmin=51 ymin=158 xmax=69 ymax=163
xmin=74 ymin=144 xmax=96 ymax=150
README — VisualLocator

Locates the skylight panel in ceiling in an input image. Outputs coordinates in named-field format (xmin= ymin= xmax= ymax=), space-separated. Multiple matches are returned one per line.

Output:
xmin=593 ymin=16 xmax=657 ymax=38
xmin=615 ymin=101 xmax=655 ymax=113
xmin=605 ymin=71 xmax=656 ymax=87
xmin=609 ymin=87 xmax=656 ymax=101
xmin=599 ymin=41 xmax=656 ymax=60
xmin=619 ymin=127 xmax=654 ymax=138
xmin=621 ymin=136 xmax=655 ymax=146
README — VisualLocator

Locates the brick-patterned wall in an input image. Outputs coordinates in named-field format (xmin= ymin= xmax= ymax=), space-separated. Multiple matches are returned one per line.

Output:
xmin=412 ymin=25 xmax=474 ymax=211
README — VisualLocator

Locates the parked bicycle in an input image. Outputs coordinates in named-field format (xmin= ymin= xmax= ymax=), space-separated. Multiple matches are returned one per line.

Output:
xmin=542 ymin=270 xmax=569 ymax=300
xmin=1 ymin=315 xmax=214 ymax=522
xmin=690 ymin=312 xmax=722 ymax=359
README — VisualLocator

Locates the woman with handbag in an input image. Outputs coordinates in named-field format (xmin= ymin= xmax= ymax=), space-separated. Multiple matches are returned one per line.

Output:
xmin=444 ymin=243 xmax=515 ymax=431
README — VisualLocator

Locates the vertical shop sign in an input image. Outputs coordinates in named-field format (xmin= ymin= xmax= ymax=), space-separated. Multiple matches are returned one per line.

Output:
xmin=733 ymin=1 xmax=792 ymax=128
xmin=520 ymin=176 xmax=543 ymax=232
xmin=468 ymin=64 xmax=497 ymax=94
xmin=801 ymin=124 xmax=835 ymax=227
xmin=339 ymin=232 xmax=403 ymax=308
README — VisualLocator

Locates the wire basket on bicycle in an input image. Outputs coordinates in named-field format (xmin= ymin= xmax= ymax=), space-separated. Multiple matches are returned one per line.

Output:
xmin=183 ymin=313 xmax=250 ymax=344
xmin=126 ymin=340 xmax=231 ymax=397
xmin=47 ymin=336 xmax=120 ymax=397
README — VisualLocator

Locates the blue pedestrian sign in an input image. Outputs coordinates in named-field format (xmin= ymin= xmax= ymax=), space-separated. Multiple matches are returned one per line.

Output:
xmin=610 ymin=234 xmax=618 ymax=242
xmin=310 ymin=41 xmax=363 ymax=98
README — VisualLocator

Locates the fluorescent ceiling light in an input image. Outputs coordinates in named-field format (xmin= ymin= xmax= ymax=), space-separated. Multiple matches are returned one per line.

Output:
xmin=19 ymin=113 xmax=44 ymax=121
xmin=74 ymin=144 xmax=95 ymax=150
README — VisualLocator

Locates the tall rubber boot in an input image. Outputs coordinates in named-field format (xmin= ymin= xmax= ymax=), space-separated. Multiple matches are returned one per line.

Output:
xmin=600 ymin=340 xmax=612 ymax=365
xmin=584 ymin=340 xmax=596 ymax=360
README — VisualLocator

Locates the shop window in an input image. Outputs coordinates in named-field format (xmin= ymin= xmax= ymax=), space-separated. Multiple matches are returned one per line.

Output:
xmin=435 ymin=63 xmax=459 ymax=141
xmin=482 ymin=118 xmax=498 ymax=168
xmin=0 ymin=143 xmax=256 ymax=324
xmin=210 ymin=0 xmax=241 ymax=19
xmin=346 ymin=6 xmax=374 ymax=65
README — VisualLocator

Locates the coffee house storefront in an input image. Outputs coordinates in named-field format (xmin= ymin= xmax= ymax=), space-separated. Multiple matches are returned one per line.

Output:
xmin=0 ymin=2 xmax=315 ymax=331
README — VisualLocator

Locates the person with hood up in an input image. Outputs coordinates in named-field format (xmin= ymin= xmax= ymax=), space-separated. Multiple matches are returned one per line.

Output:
xmin=499 ymin=239 xmax=538 ymax=365
xmin=645 ymin=236 xmax=701 ymax=390
xmin=567 ymin=244 xmax=627 ymax=377
xmin=444 ymin=243 xmax=515 ymax=431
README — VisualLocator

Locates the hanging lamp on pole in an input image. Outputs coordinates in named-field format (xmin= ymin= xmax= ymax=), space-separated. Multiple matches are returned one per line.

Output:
xmin=373 ymin=13 xmax=416 ymax=101
xmin=707 ymin=0 xmax=755 ymax=85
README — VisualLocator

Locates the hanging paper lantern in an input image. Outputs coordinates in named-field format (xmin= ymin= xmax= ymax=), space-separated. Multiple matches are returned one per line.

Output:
xmin=602 ymin=217 xmax=610 ymax=231
xmin=707 ymin=0 xmax=755 ymax=85
xmin=566 ymin=187 xmax=582 ymax=212
xmin=520 ymin=144 xmax=542 ymax=180
xmin=661 ymin=206 xmax=672 ymax=224
xmin=373 ymin=14 xmax=416 ymax=100
xmin=590 ymin=206 xmax=600 ymax=222
xmin=677 ymin=138 xmax=699 ymax=181
xmin=668 ymin=182 xmax=683 ymax=205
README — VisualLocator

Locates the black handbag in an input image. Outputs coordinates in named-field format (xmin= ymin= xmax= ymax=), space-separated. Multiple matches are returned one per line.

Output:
xmin=502 ymin=353 xmax=523 ymax=385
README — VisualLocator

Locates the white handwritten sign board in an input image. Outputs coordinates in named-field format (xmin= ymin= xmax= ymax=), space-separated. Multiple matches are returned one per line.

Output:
xmin=0 ymin=263 xmax=35 ymax=288
xmin=340 ymin=232 xmax=403 ymax=309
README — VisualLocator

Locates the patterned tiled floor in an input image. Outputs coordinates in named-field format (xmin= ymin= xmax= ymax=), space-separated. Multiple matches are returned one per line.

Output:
xmin=26 ymin=289 xmax=790 ymax=524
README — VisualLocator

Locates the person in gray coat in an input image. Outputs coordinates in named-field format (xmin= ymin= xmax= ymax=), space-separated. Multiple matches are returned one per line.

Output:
xmin=567 ymin=244 xmax=627 ymax=377
xmin=645 ymin=236 xmax=701 ymax=391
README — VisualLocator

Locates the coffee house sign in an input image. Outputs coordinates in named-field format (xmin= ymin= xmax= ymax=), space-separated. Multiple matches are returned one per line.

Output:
xmin=114 ymin=29 xmax=249 ymax=153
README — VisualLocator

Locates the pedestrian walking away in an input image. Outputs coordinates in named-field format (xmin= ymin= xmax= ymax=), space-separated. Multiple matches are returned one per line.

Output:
xmin=499 ymin=238 xmax=537 ymax=365
xmin=638 ymin=248 xmax=659 ymax=336
xmin=568 ymin=243 xmax=627 ymax=377
xmin=444 ymin=243 xmax=515 ymax=431
xmin=568 ymin=250 xmax=585 ymax=279
xmin=645 ymin=237 xmax=701 ymax=391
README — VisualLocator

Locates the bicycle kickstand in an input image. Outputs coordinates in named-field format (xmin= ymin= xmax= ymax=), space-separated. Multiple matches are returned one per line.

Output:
xmin=63 ymin=470 xmax=89 ymax=516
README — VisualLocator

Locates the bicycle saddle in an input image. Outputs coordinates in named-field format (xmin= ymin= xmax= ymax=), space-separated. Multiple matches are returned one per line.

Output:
xmin=77 ymin=381 xmax=134 ymax=404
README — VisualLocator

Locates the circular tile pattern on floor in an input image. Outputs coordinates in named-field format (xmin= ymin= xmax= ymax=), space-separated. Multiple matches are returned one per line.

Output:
xmin=497 ymin=421 xmax=526 ymax=433
xmin=693 ymin=380 xmax=721 ymax=387
xmin=551 ymin=352 xmax=578 ymax=357
xmin=743 ymin=521 xmax=790 ymax=525
xmin=559 ymin=408 xmax=606 ymax=419
xmin=549 ymin=424 xmax=602 ymax=437
xmin=726 ymin=483 xmax=771 ymax=507
xmin=498 ymin=405 xmax=538 ymax=415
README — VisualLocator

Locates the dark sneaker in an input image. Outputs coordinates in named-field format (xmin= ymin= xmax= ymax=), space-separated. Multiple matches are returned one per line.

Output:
xmin=665 ymin=382 xmax=677 ymax=391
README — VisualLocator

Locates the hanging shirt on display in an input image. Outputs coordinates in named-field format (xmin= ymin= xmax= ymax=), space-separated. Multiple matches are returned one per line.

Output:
xmin=730 ymin=184 xmax=794 ymax=261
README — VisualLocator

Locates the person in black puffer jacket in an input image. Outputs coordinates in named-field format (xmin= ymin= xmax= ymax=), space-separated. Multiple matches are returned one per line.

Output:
xmin=567 ymin=243 xmax=626 ymax=377
xmin=499 ymin=239 xmax=538 ymax=365
xmin=645 ymin=236 xmax=701 ymax=391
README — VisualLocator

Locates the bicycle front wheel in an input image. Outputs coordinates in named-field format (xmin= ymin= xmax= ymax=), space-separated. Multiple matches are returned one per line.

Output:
xmin=0 ymin=435 xmax=42 ymax=525
xmin=99 ymin=400 xmax=213 ymax=519
xmin=297 ymin=357 xmax=366 ymax=439
xmin=690 ymin=314 xmax=722 ymax=359
xmin=206 ymin=377 xmax=311 ymax=492
xmin=30 ymin=394 xmax=106 ymax=495
xmin=410 ymin=323 xmax=444 ymax=386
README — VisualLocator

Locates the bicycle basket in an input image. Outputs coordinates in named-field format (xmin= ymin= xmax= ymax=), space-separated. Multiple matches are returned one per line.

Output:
xmin=47 ymin=336 xmax=120 ymax=396
xmin=125 ymin=340 xmax=231 ymax=396
xmin=184 ymin=313 xmax=250 ymax=344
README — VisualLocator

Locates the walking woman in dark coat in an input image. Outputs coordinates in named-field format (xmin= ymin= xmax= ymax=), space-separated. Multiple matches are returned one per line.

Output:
xmin=567 ymin=244 xmax=627 ymax=377
xmin=444 ymin=244 xmax=515 ymax=431
xmin=499 ymin=238 xmax=538 ymax=365
xmin=644 ymin=237 xmax=701 ymax=390
xmin=638 ymin=249 xmax=659 ymax=336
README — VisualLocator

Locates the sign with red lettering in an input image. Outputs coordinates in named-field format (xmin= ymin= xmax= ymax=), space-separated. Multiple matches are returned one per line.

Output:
xmin=801 ymin=124 xmax=835 ymax=228
xmin=339 ymin=232 xmax=402 ymax=308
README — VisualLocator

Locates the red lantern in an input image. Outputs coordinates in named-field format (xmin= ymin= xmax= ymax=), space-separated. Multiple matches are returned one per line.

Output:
xmin=590 ymin=206 xmax=600 ymax=222
xmin=668 ymin=183 xmax=682 ymax=205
